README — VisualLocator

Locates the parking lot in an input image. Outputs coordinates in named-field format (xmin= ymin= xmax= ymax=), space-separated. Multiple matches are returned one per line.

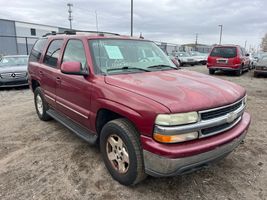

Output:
xmin=0 ymin=65 xmax=266 ymax=200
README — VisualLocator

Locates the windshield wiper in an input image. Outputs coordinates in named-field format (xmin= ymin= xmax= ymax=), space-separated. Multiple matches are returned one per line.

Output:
xmin=147 ymin=64 xmax=178 ymax=70
xmin=107 ymin=66 xmax=151 ymax=73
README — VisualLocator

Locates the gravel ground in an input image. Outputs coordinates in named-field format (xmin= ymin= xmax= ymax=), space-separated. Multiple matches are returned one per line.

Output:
xmin=0 ymin=66 xmax=266 ymax=200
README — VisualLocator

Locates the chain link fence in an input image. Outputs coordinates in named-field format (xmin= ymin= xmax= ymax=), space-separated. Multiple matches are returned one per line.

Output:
xmin=0 ymin=35 xmax=38 ymax=56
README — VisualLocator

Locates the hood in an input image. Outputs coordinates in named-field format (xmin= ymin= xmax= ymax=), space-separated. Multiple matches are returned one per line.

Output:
xmin=0 ymin=65 xmax=27 ymax=74
xmin=105 ymin=70 xmax=245 ymax=113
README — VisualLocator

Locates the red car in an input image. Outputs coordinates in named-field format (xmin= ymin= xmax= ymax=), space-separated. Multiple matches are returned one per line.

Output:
xmin=28 ymin=32 xmax=251 ymax=185
xmin=207 ymin=45 xmax=250 ymax=76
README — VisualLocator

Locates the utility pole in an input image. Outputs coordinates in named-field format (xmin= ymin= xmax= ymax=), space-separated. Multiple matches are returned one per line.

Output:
xmin=244 ymin=40 xmax=247 ymax=49
xmin=195 ymin=33 xmax=198 ymax=45
xmin=218 ymin=24 xmax=223 ymax=45
xmin=67 ymin=3 xmax=73 ymax=30
xmin=131 ymin=0 xmax=133 ymax=36
xmin=95 ymin=10 xmax=99 ymax=32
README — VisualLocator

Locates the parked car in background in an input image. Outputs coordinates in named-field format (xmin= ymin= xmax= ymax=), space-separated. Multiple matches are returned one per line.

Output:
xmin=254 ymin=55 xmax=267 ymax=77
xmin=207 ymin=45 xmax=250 ymax=76
xmin=168 ymin=55 xmax=180 ymax=68
xmin=0 ymin=55 xmax=29 ymax=87
xmin=248 ymin=53 xmax=258 ymax=69
xmin=189 ymin=51 xmax=208 ymax=65
xmin=174 ymin=52 xmax=197 ymax=66
xmin=28 ymin=31 xmax=251 ymax=186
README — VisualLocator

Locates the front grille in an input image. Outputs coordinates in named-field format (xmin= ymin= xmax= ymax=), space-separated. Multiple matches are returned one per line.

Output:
xmin=0 ymin=72 xmax=27 ymax=79
xmin=201 ymin=117 xmax=241 ymax=135
xmin=198 ymin=97 xmax=245 ymax=138
xmin=201 ymin=100 xmax=243 ymax=120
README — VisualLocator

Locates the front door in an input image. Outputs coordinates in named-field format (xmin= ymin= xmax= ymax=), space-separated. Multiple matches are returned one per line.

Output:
xmin=55 ymin=39 xmax=92 ymax=130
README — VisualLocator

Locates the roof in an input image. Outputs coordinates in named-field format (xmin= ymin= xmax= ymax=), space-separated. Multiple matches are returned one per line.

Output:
xmin=0 ymin=18 xmax=67 ymax=29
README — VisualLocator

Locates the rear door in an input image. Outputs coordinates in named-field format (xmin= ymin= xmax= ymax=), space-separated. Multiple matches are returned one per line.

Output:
xmin=55 ymin=39 xmax=92 ymax=129
xmin=40 ymin=39 xmax=64 ymax=108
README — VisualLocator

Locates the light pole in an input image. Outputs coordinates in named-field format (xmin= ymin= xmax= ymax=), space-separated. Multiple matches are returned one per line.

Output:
xmin=67 ymin=3 xmax=73 ymax=30
xmin=131 ymin=0 xmax=133 ymax=36
xmin=218 ymin=25 xmax=223 ymax=45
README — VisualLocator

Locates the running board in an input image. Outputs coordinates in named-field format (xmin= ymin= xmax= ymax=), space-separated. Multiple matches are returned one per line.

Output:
xmin=47 ymin=109 xmax=98 ymax=145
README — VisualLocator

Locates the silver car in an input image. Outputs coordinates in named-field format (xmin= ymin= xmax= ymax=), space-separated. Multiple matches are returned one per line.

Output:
xmin=0 ymin=55 xmax=29 ymax=87
xmin=254 ymin=55 xmax=267 ymax=77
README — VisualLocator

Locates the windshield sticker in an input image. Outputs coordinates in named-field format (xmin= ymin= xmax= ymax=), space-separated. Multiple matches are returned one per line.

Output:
xmin=104 ymin=45 xmax=124 ymax=59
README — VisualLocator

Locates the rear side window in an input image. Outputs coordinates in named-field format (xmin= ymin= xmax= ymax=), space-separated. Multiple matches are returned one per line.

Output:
xmin=44 ymin=40 xmax=63 ymax=67
xmin=210 ymin=47 xmax=237 ymax=58
xmin=62 ymin=40 xmax=87 ymax=70
xmin=29 ymin=39 xmax=47 ymax=62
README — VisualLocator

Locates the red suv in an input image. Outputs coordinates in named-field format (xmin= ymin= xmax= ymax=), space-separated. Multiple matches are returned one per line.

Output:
xmin=28 ymin=32 xmax=251 ymax=185
xmin=207 ymin=45 xmax=250 ymax=76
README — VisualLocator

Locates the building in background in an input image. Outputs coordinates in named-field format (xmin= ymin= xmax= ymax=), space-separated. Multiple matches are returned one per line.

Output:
xmin=180 ymin=43 xmax=212 ymax=53
xmin=155 ymin=41 xmax=180 ymax=55
xmin=0 ymin=19 xmax=69 ymax=55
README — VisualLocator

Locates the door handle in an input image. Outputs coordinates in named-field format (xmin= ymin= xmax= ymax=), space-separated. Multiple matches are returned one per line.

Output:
xmin=56 ymin=77 xmax=61 ymax=83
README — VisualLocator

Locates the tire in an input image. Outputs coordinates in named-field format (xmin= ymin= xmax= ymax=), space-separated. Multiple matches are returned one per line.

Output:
xmin=190 ymin=64 xmax=195 ymax=66
xmin=254 ymin=72 xmax=258 ymax=77
xmin=100 ymin=118 xmax=147 ymax=186
xmin=34 ymin=87 xmax=51 ymax=121
xmin=209 ymin=69 xmax=215 ymax=75
xmin=235 ymin=67 xmax=242 ymax=76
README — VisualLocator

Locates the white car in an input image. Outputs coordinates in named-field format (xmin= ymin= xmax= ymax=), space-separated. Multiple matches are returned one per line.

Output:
xmin=174 ymin=52 xmax=198 ymax=66
xmin=189 ymin=51 xmax=208 ymax=65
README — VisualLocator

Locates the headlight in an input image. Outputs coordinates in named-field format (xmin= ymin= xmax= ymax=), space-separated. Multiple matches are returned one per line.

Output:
xmin=155 ymin=112 xmax=198 ymax=126
xmin=154 ymin=132 xmax=198 ymax=143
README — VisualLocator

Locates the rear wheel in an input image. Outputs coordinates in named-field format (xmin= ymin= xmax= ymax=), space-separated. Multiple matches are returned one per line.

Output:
xmin=209 ymin=69 xmax=215 ymax=75
xmin=235 ymin=67 xmax=243 ymax=76
xmin=100 ymin=118 xmax=146 ymax=186
xmin=34 ymin=87 xmax=51 ymax=121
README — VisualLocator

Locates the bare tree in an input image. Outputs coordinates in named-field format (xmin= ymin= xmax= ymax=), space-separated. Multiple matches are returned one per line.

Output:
xmin=261 ymin=33 xmax=267 ymax=52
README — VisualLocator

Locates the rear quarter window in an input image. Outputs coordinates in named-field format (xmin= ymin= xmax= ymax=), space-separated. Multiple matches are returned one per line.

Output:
xmin=210 ymin=47 xmax=237 ymax=58
xmin=29 ymin=39 xmax=47 ymax=62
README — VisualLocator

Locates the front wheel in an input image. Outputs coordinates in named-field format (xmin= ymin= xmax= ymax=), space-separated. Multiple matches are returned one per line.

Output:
xmin=34 ymin=87 xmax=51 ymax=121
xmin=209 ymin=69 xmax=215 ymax=75
xmin=100 ymin=118 xmax=147 ymax=186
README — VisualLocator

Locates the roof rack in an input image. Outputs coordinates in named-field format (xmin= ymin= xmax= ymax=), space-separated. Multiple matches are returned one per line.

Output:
xmin=42 ymin=30 xmax=120 ymax=37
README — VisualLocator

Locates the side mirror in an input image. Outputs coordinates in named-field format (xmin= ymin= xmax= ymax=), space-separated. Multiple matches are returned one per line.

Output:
xmin=61 ymin=61 xmax=89 ymax=76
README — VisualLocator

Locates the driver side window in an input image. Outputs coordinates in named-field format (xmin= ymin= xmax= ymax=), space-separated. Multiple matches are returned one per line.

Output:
xmin=63 ymin=39 xmax=87 ymax=70
xmin=44 ymin=39 xmax=63 ymax=67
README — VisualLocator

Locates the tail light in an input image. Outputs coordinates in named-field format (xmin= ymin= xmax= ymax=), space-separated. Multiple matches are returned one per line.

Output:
xmin=233 ymin=57 xmax=241 ymax=65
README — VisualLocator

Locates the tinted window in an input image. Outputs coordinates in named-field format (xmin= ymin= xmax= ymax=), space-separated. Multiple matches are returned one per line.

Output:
xmin=62 ymin=40 xmax=87 ymax=70
xmin=44 ymin=40 xmax=63 ymax=67
xmin=210 ymin=47 xmax=237 ymax=58
xmin=29 ymin=39 xmax=47 ymax=62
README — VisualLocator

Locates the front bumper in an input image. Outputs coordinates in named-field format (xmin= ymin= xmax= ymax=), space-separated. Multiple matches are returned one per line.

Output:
xmin=0 ymin=78 xmax=28 ymax=88
xmin=254 ymin=70 xmax=267 ymax=75
xmin=142 ymin=112 xmax=251 ymax=177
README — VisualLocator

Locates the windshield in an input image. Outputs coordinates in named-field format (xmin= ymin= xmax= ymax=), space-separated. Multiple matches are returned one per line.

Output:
xmin=210 ymin=47 xmax=237 ymax=58
xmin=0 ymin=56 xmax=28 ymax=67
xmin=89 ymin=39 xmax=176 ymax=75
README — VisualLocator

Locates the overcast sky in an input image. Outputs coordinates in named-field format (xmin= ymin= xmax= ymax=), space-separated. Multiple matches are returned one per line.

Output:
xmin=1 ymin=0 xmax=266 ymax=49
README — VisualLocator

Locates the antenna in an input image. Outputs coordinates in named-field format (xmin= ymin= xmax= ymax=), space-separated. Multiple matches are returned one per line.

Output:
xmin=67 ymin=3 xmax=73 ymax=29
